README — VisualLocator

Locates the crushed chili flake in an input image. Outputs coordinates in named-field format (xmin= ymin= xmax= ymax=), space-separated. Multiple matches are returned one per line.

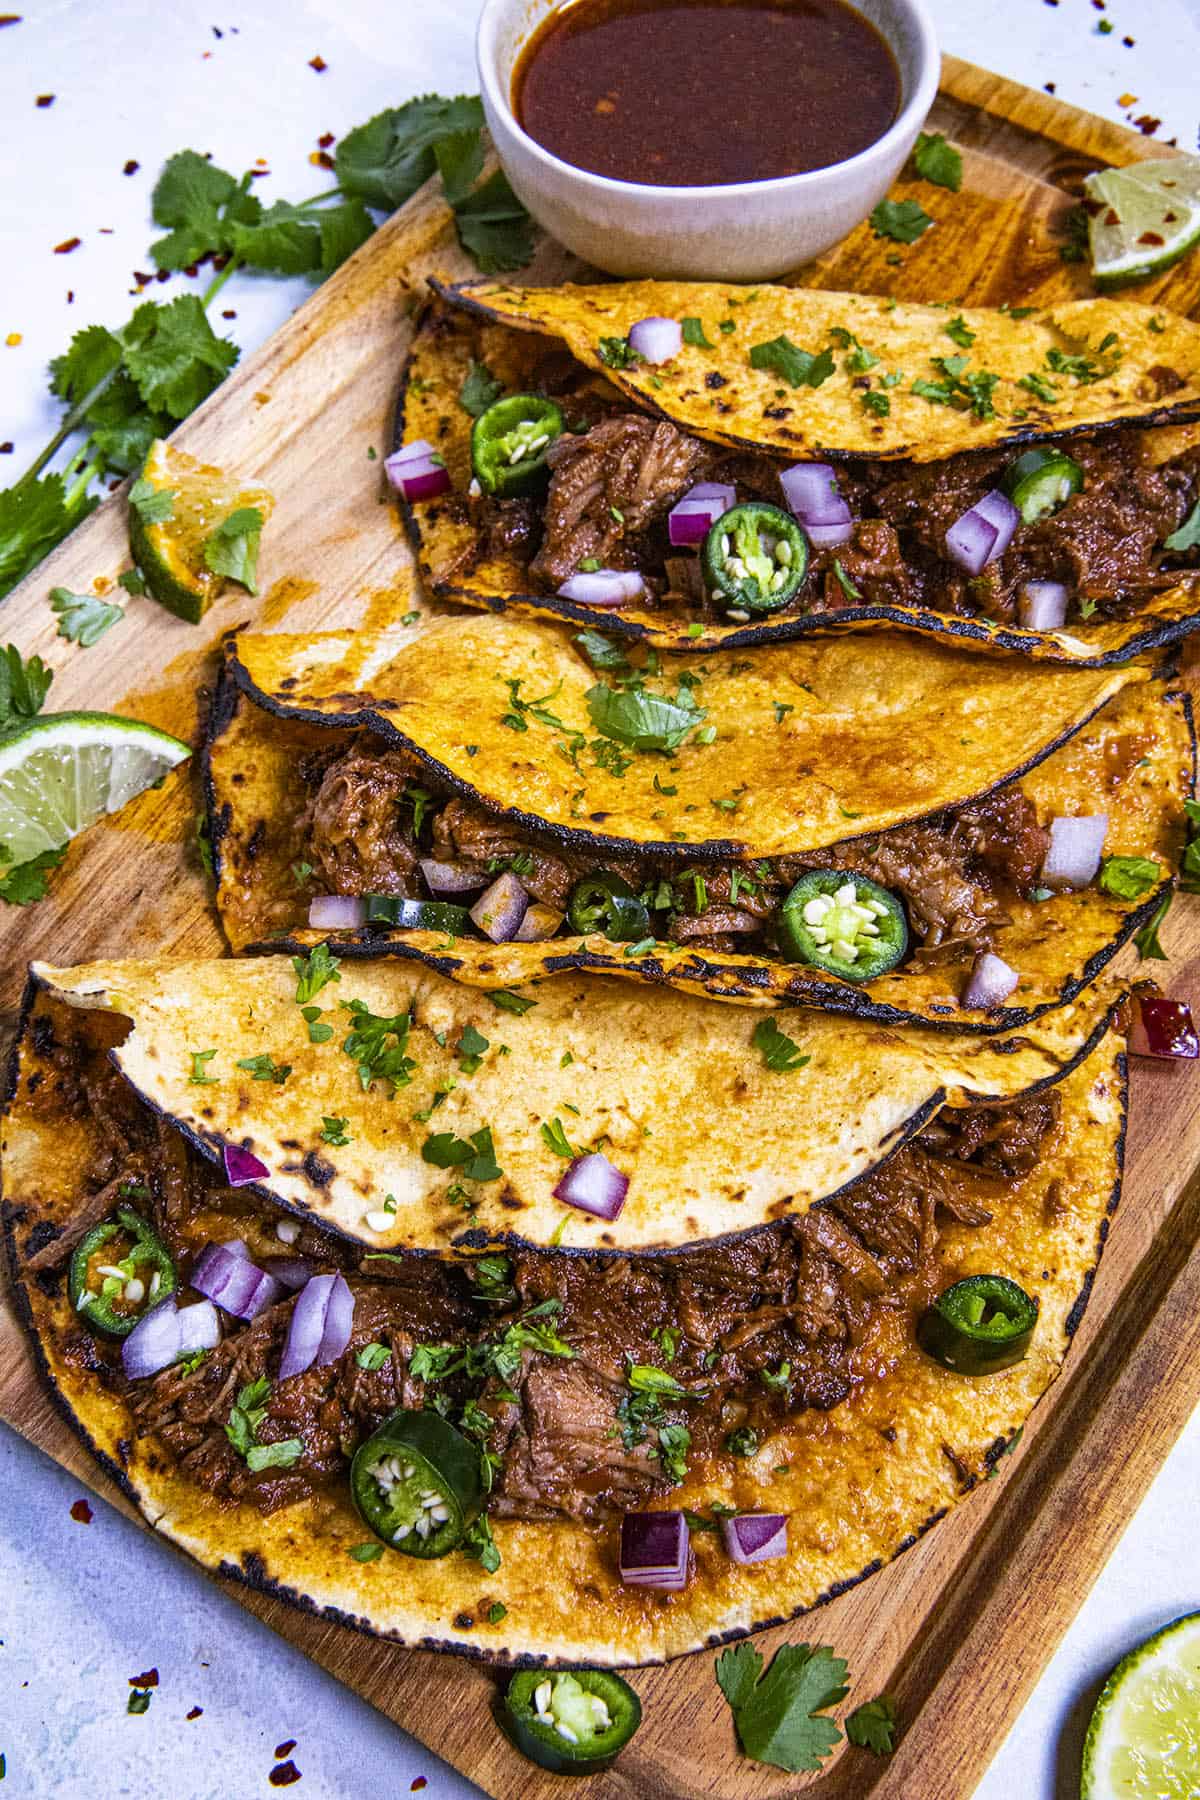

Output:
xmin=275 ymin=1741 xmax=297 ymax=1759
xmin=123 ymin=159 xmax=139 ymax=174
xmin=66 ymin=289 xmax=74 ymax=302
xmin=35 ymin=93 xmax=53 ymax=106
xmin=99 ymin=227 xmax=113 ymax=234
xmin=1118 ymin=92 xmax=1137 ymax=107
xmin=411 ymin=1781 xmax=428 ymax=1793
xmin=5 ymin=333 xmax=22 ymax=347
xmin=54 ymin=237 xmax=80 ymax=254
xmin=309 ymin=151 xmax=334 ymax=170
xmin=221 ymin=308 xmax=237 ymax=318
xmin=129 ymin=1669 xmax=159 ymax=1688
xmin=186 ymin=1707 xmax=203 ymax=1721
xmin=269 ymin=1763 xmax=302 ymax=1788
xmin=308 ymin=54 xmax=327 ymax=71
xmin=1044 ymin=82 xmax=1056 ymax=94
xmin=69 ymin=1497 xmax=92 ymax=1521
xmin=0 ymin=443 xmax=13 ymax=454
xmin=1122 ymin=35 xmax=1134 ymax=46
xmin=1135 ymin=116 xmax=1162 ymax=136
xmin=212 ymin=24 xmax=223 ymax=35
xmin=0 ymin=12 xmax=23 ymax=21
xmin=249 ymin=167 xmax=270 ymax=179
xmin=318 ymin=131 xmax=334 ymax=148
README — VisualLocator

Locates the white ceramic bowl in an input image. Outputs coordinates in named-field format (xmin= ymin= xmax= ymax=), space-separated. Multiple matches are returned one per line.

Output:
xmin=477 ymin=0 xmax=941 ymax=281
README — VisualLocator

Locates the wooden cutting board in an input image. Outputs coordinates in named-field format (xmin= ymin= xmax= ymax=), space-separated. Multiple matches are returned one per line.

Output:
xmin=4 ymin=54 xmax=1200 ymax=1799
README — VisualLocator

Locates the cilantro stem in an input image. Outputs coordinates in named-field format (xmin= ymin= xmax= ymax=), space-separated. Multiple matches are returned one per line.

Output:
xmin=200 ymin=256 xmax=243 ymax=310
xmin=15 ymin=365 xmax=121 ymax=486
xmin=293 ymin=188 xmax=344 ymax=208
xmin=64 ymin=451 xmax=104 ymax=510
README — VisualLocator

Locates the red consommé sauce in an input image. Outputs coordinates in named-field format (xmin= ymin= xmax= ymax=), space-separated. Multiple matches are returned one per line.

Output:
xmin=513 ymin=0 xmax=902 ymax=189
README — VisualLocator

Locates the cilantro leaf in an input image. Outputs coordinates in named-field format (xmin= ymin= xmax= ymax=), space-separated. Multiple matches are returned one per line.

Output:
xmin=48 ymin=323 xmax=126 ymax=412
xmin=356 ymin=1342 xmax=391 ymax=1372
xmin=321 ymin=1115 xmax=351 ymax=1146
xmin=749 ymin=335 xmax=835 ymax=389
xmin=121 ymin=296 xmax=239 ymax=420
xmin=459 ymin=360 xmax=503 ymax=418
xmin=715 ymin=1642 xmax=849 ymax=1774
xmin=148 ymin=149 xmax=257 ymax=269
xmin=50 ymin=586 xmax=124 ymax=647
xmin=421 ymin=1125 xmax=503 ymax=1182
xmin=540 ymin=1117 xmax=577 ymax=1159
xmin=945 ymin=314 xmax=976 ymax=348
xmin=340 ymin=998 xmax=416 ymax=1094
xmin=598 ymin=335 xmax=638 ymax=369
xmin=335 ymin=94 xmax=485 ymax=210
xmin=128 ymin=478 xmax=175 ymax=524
xmin=228 ymin=200 xmax=322 ymax=276
xmin=350 ymin=1540 xmax=384 ymax=1562
xmin=246 ymin=1438 xmax=304 ymax=1472
xmin=0 ymin=846 xmax=67 ymax=905
xmin=846 ymin=1695 xmax=898 ymax=1755
xmin=1098 ymin=856 xmax=1161 ymax=900
xmin=235 ymin=1053 xmax=292 ymax=1084
xmin=1134 ymin=893 xmax=1171 ymax=961
xmin=489 ymin=989 xmax=536 ymax=1015
xmin=317 ymin=198 xmax=375 ymax=276
xmin=0 ymin=473 xmax=96 ymax=600
xmin=870 ymin=198 xmax=933 ymax=243
xmin=1165 ymin=500 xmax=1200 ymax=554
xmin=203 ymin=505 xmax=264 ymax=594
xmin=453 ymin=169 xmax=534 ymax=273
xmin=752 ymin=1016 xmax=811 ymax=1074
xmin=682 ymin=317 xmax=714 ymax=348
xmin=913 ymin=131 xmax=962 ymax=191
xmin=462 ymin=1512 xmax=501 ymax=1573
xmin=434 ymin=127 xmax=486 ymax=207
xmin=293 ymin=942 xmax=342 ymax=1004
xmin=586 ymin=680 xmax=707 ymax=752
xmin=0 ymin=644 xmax=53 ymax=727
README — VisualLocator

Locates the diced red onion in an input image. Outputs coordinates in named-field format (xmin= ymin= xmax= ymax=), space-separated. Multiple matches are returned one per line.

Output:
xmin=553 ymin=1152 xmax=629 ymax=1221
xmin=384 ymin=439 xmax=452 ymax=504
xmin=1018 ymin=581 xmax=1068 ymax=630
xmin=780 ymin=462 xmax=853 ymax=548
xmin=962 ymin=952 xmax=1020 ymax=1011
xmin=219 ymin=1238 xmax=249 ymax=1260
xmin=191 ymin=1243 xmax=283 ymax=1321
xmin=721 ymin=1513 xmax=789 ymax=1566
xmin=668 ymin=482 xmax=736 ymax=547
xmin=628 ymin=316 xmax=682 ymax=365
xmin=514 ymin=902 xmax=563 ymax=942
xmin=419 ymin=857 xmax=487 ymax=896
xmin=279 ymin=1272 xmax=355 ymax=1380
xmin=1040 ymin=815 xmax=1109 ymax=891
xmin=620 ymin=1511 xmax=689 ymax=1589
xmin=1130 ymin=995 xmax=1199 ymax=1060
xmin=945 ymin=490 xmax=1020 ymax=575
xmin=557 ymin=568 xmax=646 ymax=608
xmin=470 ymin=871 xmax=529 ymax=943
xmin=308 ymin=894 xmax=367 ymax=930
xmin=122 ymin=1298 xmax=219 ymax=1380
xmin=177 ymin=1300 xmax=221 ymax=1357
xmin=222 ymin=1145 xmax=269 ymax=1188
xmin=261 ymin=1255 xmax=314 ymax=1291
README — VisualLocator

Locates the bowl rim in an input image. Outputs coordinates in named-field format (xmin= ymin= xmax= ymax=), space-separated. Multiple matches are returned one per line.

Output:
xmin=476 ymin=0 xmax=942 ymax=206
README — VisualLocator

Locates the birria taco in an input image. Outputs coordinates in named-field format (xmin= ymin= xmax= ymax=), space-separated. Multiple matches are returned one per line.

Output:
xmin=206 ymin=617 xmax=1194 ymax=1031
xmin=393 ymin=279 xmax=1200 ymax=661
xmin=3 ymin=956 xmax=1127 ymax=1664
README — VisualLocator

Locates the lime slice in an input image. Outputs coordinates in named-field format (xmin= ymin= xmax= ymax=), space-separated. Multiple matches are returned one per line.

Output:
xmin=0 ymin=712 xmax=191 ymax=871
xmin=1082 ymin=1612 xmax=1200 ymax=1799
xmin=1084 ymin=157 xmax=1200 ymax=288
xmin=130 ymin=438 xmax=273 ymax=624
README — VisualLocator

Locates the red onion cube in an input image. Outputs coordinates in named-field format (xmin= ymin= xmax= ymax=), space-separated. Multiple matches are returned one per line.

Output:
xmin=177 ymin=1300 xmax=220 ymax=1357
xmin=945 ymin=490 xmax=1019 ymax=576
xmin=278 ymin=1272 xmax=353 ymax=1381
xmin=1130 ymin=995 xmax=1199 ymax=1061
xmin=1040 ymin=815 xmax=1109 ymax=891
xmin=557 ymin=569 xmax=646 ymax=608
xmin=553 ymin=1152 xmax=629 ymax=1221
xmin=122 ymin=1299 xmax=183 ymax=1380
xmin=223 ymin=1145 xmax=269 ymax=1188
xmin=1018 ymin=581 xmax=1069 ymax=630
xmin=191 ymin=1243 xmax=283 ymax=1321
xmin=619 ymin=1511 xmax=689 ymax=1589
xmin=514 ymin=902 xmax=564 ymax=942
xmin=669 ymin=483 xmax=736 ymax=547
xmin=470 ymin=871 xmax=530 ymax=943
xmin=384 ymin=439 xmax=451 ymax=504
xmin=419 ymin=858 xmax=486 ymax=896
xmin=721 ymin=1513 xmax=789 ymax=1565
xmin=962 ymin=952 xmax=1020 ymax=1011
xmin=308 ymin=894 xmax=367 ymax=930
xmin=628 ymin=316 xmax=682 ymax=365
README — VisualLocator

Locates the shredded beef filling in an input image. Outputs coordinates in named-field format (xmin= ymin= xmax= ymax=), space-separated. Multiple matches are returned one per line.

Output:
xmin=481 ymin=407 xmax=1199 ymax=626
xmin=291 ymin=736 xmax=1047 ymax=962
xmin=19 ymin=1023 xmax=1059 ymax=1523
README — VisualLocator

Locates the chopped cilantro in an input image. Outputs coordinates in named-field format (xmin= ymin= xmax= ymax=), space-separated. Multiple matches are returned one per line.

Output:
xmin=49 ymin=586 xmax=124 ymax=647
xmin=350 ymin=1540 xmax=384 ymax=1562
xmin=0 ymin=846 xmax=67 ymax=906
xmin=341 ymin=998 xmax=416 ymax=1094
xmin=0 ymin=644 xmax=53 ymax=727
xmin=458 ymin=363 xmax=503 ymax=426
xmin=422 ymin=1124 xmax=503 ymax=1181
xmin=302 ymin=1004 xmax=334 ymax=1044
xmin=913 ymin=130 xmax=962 ymax=191
xmin=462 ymin=1512 xmax=501 ymax=1572
xmin=832 ymin=559 xmax=863 ymax=601
xmin=457 ymin=1023 xmax=489 ymax=1072
xmin=487 ymin=1601 xmax=507 ymax=1624
xmin=1165 ymin=501 xmax=1200 ymax=553
xmin=752 ymin=1017 xmax=811 ymax=1073
xmin=869 ymin=198 xmax=933 ymax=243
xmin=586 ymin=678 xmax=707 ymax=752
xmin=944 ymin=314 xmax=976 ymax=348
xmin=489 ymin=988 xmax=536 ymax=1015
xmin=749 ymin=335 xmax=835 ymax=389
xmin=203 ymin=505 xmax=264 ymax=595
xmin=292 ymin=941 xmax=341 ymax=1004
xmin=235 ymin=1053 xmax=292 ymax=1084
xmin=1019 ymin=371 xmax=1059 ymax=404
xmin=356 ymin=1342 xmax=392 ymax=1371
xmin=682 ymin=317 xmax=713 ymax=348
xmin=128 ymin=1690 xmax=153 ymax=1715
xmin=188 ymin=1049 xmax=218 ymax=1085
xmin=846 ymin=1695 xmax=898 ymax=1755
xmin=1098 ymin=856 xmax=1161 ymax=900
xmin=128 ymin=478 xmax=176 ymax=524
xmin=862 ymin=388 xmax=891 ymax=417
xmin=320 ymin=1116 xmax=351 ymax=1146
xmin=715 ymin=1641 xmax=849 ymax=1773
xmin=540 ymin=1117 xmax=577 ymax=1159
xmin=597 ymin=335 xmax=638 ymax=369
xmin=725 ymin=1426 xmax=759 ymax=1457
xmin=1134 ymin=894 xmax=1171 ymax=961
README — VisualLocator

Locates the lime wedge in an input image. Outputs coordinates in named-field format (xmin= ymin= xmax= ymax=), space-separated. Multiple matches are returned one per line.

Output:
xmin=0 ymin=712 xmax=191 ymax=871
xmin=130 ymin=438 xmax=273 ymax=624
xmin=1084 ymin=157 xmax=1200 ymax=288
xmin=1082 ymin=1612 xmax=1200 ymax=1799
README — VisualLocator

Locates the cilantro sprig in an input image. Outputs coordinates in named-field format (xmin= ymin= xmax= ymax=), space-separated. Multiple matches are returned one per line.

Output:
xmin=715 ymin=1641 xmax=850 ymax=1774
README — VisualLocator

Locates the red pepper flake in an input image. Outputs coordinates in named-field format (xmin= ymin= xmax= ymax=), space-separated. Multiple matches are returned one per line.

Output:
xmin=1123 ymin=35 xmax=1134 ymax=46
xmin=1135 ymin=116 xmax=1162 ymax=136
xmin=309 ymin=151 xmax=334 ymax=170
xmin=0 ymin=442 xmax=14 ymax=454
xmin=1118 ymin=91 xmax=1137 ymax=106
xmin=269 ymin=1762 xmax=302 ymax=1787
xmin=275 ymin=1741 xmax=297 ymax=1759
xmin=69 ymin=1497 xmax=92 ymax=1522
xmin=318 ymin=131 xmax=334 ymax=148
xmin=66 ymin=290 xmax=74 ymax=303
xmin=249 ymin=167 xmax=270 ymax=179
xmin=308 ymin=54 xmax=327 ymax=72
xmin=411 ymin=1781 xmax=428 ymax=1793
xmin=99 ymin=226 xmax=113 ymax=234
xmin=1090 ymin=0 xmax=1105 ymax=10
xmin=129 ymin=1670 xmax=159 ymax=1688
xmin=221 ymin=308 xmax=237 ymax=318
xmin=54 ymin=237 xmax=80 ymax=254
xmin=186 ymin=1707 xmax=203 ymax=1721
xmin=35 ymin=93 xmax=54 ymax=106
xmin=123 ymin=158 xmax=139 ymax=175
xmin=212 ymin=24 xmax=223 ymax=36
xmin=1044 ymin=82 xmax=1056 ymax=94
xmin=0 ymin=13 xmax=23 ymax=22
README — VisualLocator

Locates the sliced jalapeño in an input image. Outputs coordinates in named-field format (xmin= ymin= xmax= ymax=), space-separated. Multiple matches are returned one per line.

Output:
xmin=777 ymin=869 xmax=907 ymax=982
xmin=502 ymin=1668 xmax=642 ymax=1773
xmin=1000 ymin=447 xmax=1084 ymax=524
xmin=566 ymin=872 xmax=651 ymax=943
xmin=351 ymin=1409 xmax=484 ymax=1558
xmin=917 ymin=1274 xmax=1039 ymax=1375
xmin=365 ymin=895 xmax=472 ymax=933
xmin=703 ymin=503 xmax=808 ymax=615
xmin=68 ymin=1205 xmax=177 ymax=1338
xmin=471 ymin=394 xmax=563 ymax=499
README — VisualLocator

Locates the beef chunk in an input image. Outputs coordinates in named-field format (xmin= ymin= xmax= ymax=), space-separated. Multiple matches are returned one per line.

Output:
xmin=916 ymin=1091 xmax=1061 ymax=1178
xmin=295 ymin=743 xmax=423 ymax=896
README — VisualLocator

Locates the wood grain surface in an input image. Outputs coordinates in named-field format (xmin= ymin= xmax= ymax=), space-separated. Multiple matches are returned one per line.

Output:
xmin=4 ymin=54 xmax=1200 ymax=1799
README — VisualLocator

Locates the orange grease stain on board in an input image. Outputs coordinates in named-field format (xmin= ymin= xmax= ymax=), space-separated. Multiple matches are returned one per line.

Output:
xmin=258 ymin=574 xmax=320 ymax=626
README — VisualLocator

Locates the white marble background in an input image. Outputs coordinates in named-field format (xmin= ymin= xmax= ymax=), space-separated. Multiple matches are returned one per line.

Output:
xmin=1 ymin=1 xmax=1198 ymax=1794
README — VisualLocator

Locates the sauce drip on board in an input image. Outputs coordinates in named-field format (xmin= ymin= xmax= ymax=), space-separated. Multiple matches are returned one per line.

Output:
xmin=513 ymin=0 xmax=902 ymax=189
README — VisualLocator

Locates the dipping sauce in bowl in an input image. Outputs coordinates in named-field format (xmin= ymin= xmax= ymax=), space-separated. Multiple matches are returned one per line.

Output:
xmin=513 ymin=0 xmax=902 ymax=189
